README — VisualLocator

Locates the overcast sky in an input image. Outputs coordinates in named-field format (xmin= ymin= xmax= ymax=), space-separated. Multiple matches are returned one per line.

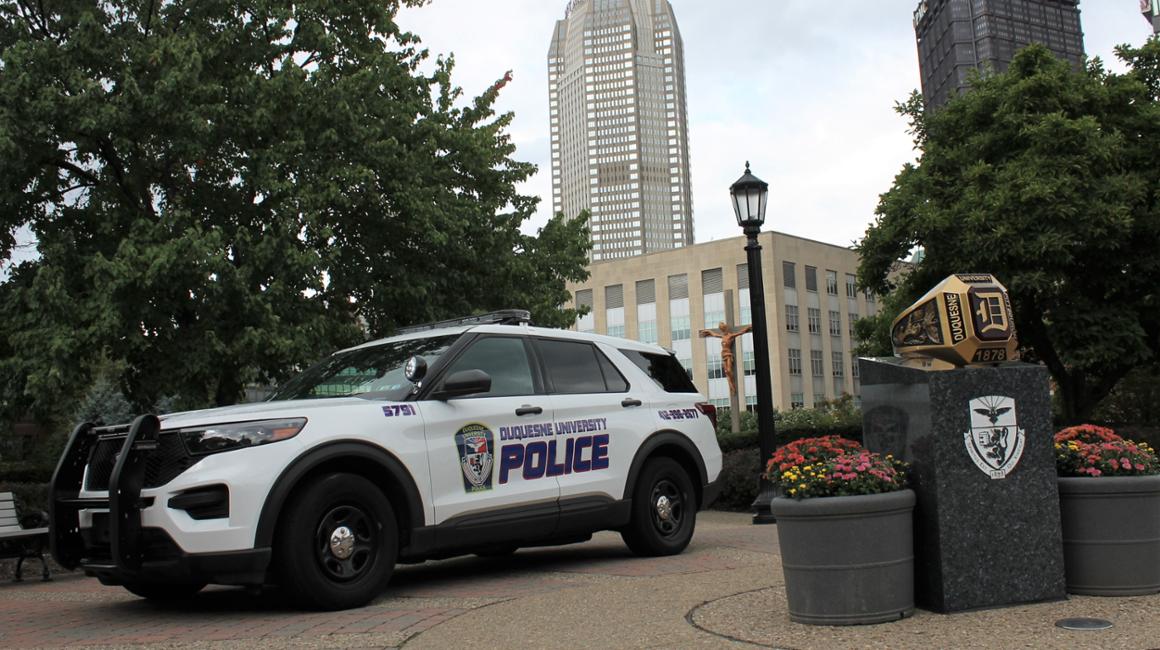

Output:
xmin=396 ymin=0 xmax=1156 ymax=249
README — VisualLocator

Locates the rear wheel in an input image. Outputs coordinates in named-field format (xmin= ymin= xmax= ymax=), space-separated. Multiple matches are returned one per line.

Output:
xmin=123 ymin=581 xmax=205 ymax=601
xmin=621 ymin=457 xmax=696 ymax=556
xmin=274 ymin=473 xmax=397 ymax=610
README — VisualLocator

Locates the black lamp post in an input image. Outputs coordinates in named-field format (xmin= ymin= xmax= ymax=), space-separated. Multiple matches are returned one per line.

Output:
xmin=730 ymin=162 xmax=777 ymax=525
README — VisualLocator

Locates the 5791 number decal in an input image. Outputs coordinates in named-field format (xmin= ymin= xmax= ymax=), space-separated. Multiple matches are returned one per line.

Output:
xmin=383 ymin=404 xmax=417 ymax=417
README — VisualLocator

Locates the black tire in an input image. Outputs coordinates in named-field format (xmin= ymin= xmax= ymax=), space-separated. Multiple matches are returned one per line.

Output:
xmin=620 ymin=457 xmax=696 ymax=556
xmin=274 ymin=472 xmax=398 ymax=610
xmin=123 ymin=581 xmax=206 ymax=601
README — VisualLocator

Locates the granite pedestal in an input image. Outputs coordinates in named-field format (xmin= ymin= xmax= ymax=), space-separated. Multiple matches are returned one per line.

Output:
xmin=859 ymin=358 xmax=1066 ymax=613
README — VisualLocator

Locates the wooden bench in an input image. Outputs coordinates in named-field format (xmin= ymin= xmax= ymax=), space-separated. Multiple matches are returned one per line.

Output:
xmin=0 ymin=491 xmax=50 ymax=581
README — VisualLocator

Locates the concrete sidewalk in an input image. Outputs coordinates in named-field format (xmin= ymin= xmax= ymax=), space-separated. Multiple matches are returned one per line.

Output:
xmin=0 ymin=511 xmax=1157 ymax=649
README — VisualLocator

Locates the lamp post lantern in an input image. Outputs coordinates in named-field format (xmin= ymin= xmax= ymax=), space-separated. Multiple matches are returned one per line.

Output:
xmin=730 ymin=162 xmax=777 ymax=525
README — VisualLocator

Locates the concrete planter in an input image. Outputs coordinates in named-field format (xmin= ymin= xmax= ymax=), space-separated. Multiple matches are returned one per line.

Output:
xmin=1058 ymin=475 xmax=1160 ymax=596
xmin=771 ymin=489 xmax=915 ymax=625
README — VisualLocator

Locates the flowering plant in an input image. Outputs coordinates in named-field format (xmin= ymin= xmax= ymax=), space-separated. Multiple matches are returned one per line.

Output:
xmin=765 ymin=436 xmax=909 ymax=499
xmin=1054 ymin=424 xmax=1160 ymax=477
xmin=765 ymin=435 xmax=862 ymax=477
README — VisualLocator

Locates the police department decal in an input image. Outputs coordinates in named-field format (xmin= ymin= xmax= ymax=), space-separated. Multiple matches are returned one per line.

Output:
xmin=963 ymin=395 xmax=1025 ymax=479
xmin=455 ymin=423 xmax=494 ymax=492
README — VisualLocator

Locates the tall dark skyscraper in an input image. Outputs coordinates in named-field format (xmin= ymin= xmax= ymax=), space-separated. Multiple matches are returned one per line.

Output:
xmin=913 ymin=0 xmax=1085 ymax=109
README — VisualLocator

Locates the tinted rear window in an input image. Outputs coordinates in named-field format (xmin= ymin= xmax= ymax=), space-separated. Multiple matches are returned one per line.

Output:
xmin=538 ymin=339 xmax=620 ymax=394
xmin=619 ymin=350 xmax=697 ymax=393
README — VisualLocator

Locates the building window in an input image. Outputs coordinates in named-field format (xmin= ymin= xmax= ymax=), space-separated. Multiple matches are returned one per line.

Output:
xmin=605 ymin=284 xmax=625 ymax=338
xmin=788 ymin=348 xmax=802 ymax=376
xmin=805 ymin=266 xmax=818 ymax=292
xmin=785 ymin=305 xmax=799 ymax=332
xmin=846 ymin=273 xmax=858 ymax=299
xmin=849 ymin=312 xmax=858 ymax=337
xmin=832 ymin=351 xmax=844 ymax=377
xmin=810 ymin=350 xmax=824 ymax=376
xmin=852 ymin=353 xmax=861 ymax=379
xmin=636 ymin=279 xmax=657 ymax=344
xmin=783 ymin=261 xmax=796 ymax=289
xmin=826 ymin=270 xmax=838 ymax=295
xmin=865 ymin=289 xmax=876 ymax=304
xmin=829 ymin=310 xmax=842 ymax=337
xmin=814 ymin=394 xmax=828 ymax=408
xmin=791 ymin=393 xmax=805 ymax=409
xmin=576 ymin=289 xmax=594 ymax=333
xmin=807 ymin=308 xmax=821 ymax=334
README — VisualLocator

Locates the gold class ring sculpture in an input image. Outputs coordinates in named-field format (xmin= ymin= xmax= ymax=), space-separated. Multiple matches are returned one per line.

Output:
xmin=891 ymin=274 xmax=1019 ymax=367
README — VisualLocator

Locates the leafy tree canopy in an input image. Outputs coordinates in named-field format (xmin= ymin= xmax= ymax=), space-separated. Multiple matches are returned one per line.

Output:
xmin=0 ymin=0 xmax=590 ymax=420
xmin=858 ymin=41 xmax=1160 ymax=423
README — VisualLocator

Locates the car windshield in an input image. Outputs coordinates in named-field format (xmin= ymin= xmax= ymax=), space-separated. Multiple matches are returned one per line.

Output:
xmin=268 ymin=334 xmax=459 ymax=402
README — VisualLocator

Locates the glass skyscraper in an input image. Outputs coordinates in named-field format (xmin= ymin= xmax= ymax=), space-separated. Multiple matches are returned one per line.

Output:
xmin=913 ymin=0 xmax=1085 ymax=110
xmin=548 ymin=0 xmax=693 ymax=261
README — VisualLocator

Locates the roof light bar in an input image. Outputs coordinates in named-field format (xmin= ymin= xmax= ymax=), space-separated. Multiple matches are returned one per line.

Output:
xmin=397 ymin=309 xmax=533 ymax=334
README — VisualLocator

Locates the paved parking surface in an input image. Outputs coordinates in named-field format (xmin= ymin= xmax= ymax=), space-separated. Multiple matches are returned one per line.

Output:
xmin=2 ymin=511 xmax=1159 ymax=649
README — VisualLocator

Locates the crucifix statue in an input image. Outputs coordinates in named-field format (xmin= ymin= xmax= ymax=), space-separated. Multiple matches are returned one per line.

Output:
xmin=700 ymin=321 xmax=752 ymax=398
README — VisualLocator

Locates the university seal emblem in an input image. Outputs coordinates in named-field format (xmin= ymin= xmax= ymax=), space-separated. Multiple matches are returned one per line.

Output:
xmin=455 ymin=423 xmax=495 ymax=492
xmin=962 ymin=395 xmax=1025 ymax=479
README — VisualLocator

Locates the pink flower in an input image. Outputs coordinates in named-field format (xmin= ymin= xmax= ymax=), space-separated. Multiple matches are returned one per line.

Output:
xmin=1121 ymin=458 xmax=1132 ymax=470
xmin=1137 ymin=464 xmax=1146 ymax=471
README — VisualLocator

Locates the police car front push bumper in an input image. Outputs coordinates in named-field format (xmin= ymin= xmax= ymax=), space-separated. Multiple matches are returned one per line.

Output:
xmin=49 ymin=415 xmax=269 ymax=586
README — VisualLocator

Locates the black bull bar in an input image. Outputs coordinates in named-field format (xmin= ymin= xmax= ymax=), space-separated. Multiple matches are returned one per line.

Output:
xmin=49 ymin=414 xmax=160 ymax=578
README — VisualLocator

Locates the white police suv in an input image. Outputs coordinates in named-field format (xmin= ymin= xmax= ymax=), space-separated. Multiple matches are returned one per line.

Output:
xmin=50 ymin=310 xmax=722 ymax=610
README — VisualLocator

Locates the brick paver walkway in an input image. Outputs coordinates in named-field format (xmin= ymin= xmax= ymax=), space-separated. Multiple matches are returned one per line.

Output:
xmin=0 ymin=512 xmax=774 ymax=649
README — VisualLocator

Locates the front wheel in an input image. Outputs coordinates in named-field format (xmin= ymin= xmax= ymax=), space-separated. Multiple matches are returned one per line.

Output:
xmin=621 ymin=457 xmax=696 ymax=556
xmin=274 ymin=473 xmax=398 ymax=610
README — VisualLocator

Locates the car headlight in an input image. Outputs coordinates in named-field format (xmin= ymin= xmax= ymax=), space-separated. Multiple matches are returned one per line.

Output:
xmin=177 ymin=418 xmax=307 ymax=455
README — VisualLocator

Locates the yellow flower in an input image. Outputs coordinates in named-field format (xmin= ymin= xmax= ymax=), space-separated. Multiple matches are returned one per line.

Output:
xmin=799 ymin=483 xmax=807 ymax=489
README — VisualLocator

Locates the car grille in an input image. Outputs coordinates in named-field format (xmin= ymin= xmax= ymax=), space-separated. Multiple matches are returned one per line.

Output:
xmin=85 ymin=432 xmax=202 ymax=491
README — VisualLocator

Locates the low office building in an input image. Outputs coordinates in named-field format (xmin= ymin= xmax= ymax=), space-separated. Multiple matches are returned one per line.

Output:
xmin=568 ymin=231 xmax=880 ymax=411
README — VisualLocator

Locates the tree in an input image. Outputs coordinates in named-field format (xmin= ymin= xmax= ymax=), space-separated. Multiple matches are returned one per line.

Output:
xmin=0 ymin=0 xmax=590 ymax=421
xmin=858 ymin=41 xmax=1160 ymax=423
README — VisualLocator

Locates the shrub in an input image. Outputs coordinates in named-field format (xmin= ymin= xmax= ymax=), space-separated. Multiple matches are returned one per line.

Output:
xmin=0 ymin=461 xmax=56 ymax=483
xmin=712 ymin=448 xmax=761 ymax=511
xmin=1054 ymin=424 xmax=1160 ymax=477
xmin=0 ymin=482 xmax=50 ymax=516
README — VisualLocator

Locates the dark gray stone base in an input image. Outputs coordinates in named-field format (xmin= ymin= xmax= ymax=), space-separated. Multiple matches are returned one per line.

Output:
xmin=859 ymin=358 xmax=1066 ymax=613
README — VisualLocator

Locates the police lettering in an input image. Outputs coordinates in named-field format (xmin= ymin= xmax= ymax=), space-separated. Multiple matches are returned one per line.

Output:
xmin=498 ymin=434 xmax=610 ymax=484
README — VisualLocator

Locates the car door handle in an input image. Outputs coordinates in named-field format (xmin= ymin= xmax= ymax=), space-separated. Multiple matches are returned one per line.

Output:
xmin=621 ymin=398 xmax=643 ymax=408
xmin=515 ymin=406 xmax=543 ymax=416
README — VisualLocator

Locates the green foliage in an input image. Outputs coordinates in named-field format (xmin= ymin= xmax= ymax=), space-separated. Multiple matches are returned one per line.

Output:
xmin=0 ymin=482 xmax=49 ymax=516
xmin=712 ymin=448 xmax=760 ymax=511
xmin=1092 ymin=364 xmax=1160 ymax=427
xmin=0 ymin=1 xmax=590 ymax=421
xmin=714 ymin=407 xmax=759 ymax=442
xmin=852 ymin=289 xmax=910 ymax=357
xmin=775 ymin=395 xmax=863 ymax=446
xmin=714 ymin=398 xmax=864 ymax=452
xmin=859 ymin=41 xmax=1160 ymax=423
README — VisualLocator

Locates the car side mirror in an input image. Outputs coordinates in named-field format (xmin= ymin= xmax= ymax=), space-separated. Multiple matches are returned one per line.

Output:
xmin=435 ymin=369 xmax=492 ymax=399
